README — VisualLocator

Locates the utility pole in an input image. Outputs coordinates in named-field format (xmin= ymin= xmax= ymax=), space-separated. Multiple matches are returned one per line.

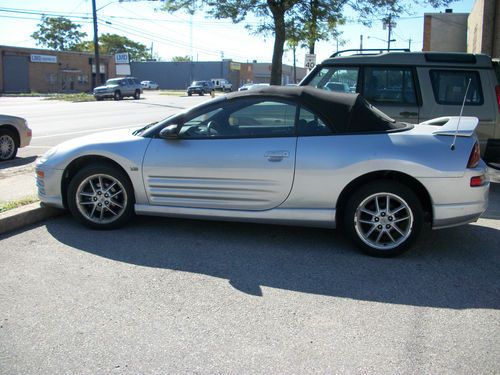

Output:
xmin=92 ymin=0 xmax=100 ymax=88
xmin=360 ymin=35 xmax=363 ymax=51
xmin=408 ymin=38 xmax=412 ymax=51
xmin=387 ymin=15 xmax=392 ymax=51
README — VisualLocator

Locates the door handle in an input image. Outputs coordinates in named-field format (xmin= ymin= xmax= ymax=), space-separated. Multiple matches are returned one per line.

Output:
xmin=265 ymin=151 xmax=290 ymax=161
xmin=399 ymin=111 xmax=418 ymax=117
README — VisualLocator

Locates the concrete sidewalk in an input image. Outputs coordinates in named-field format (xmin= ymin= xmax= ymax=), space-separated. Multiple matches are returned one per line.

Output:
xmin=0 ymin=170 xmax=38 ymax=204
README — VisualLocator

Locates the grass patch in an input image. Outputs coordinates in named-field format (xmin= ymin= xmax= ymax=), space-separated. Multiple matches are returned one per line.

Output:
xmin=158 ymin=90 xmax=188 ymax=97
xmin=1 ymin=92 xmax=96 ymax=102
xmin=43 ymin=93 xmax=96 ymax=102
xmin=0 ymin=195 xmax=39 ymax=213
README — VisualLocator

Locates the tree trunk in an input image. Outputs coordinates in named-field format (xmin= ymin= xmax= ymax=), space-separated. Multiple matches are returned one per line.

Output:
xmin=308 ymin=0 xmax=318 ymax=54
xmin=268 ymin=1 xmax=286 ymax=86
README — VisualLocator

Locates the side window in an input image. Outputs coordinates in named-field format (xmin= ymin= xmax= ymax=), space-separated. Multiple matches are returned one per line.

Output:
xmin=308 ymin=67 xmax=358 ymax=93
xmin=179 ymin=100 xmax=297 ymax=139
xmin=429 ymin=70 xmax=483 ymax=105
xmin=363 ymin=67 xmax=417 ymax=105
xmin=228 ymin=101 xmax=296 ymax=137
xmin=297 ymin=107 xmax=333 ymax=136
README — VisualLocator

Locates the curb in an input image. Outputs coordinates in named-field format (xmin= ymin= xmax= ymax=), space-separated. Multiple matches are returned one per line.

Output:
xmin=0 ymin=202 xmax=64 ymax=235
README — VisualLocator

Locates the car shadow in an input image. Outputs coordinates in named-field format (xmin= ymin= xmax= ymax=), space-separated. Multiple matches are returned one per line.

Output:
xmin=0 ymin=156 xmax=37 ymax=170
xmin=44 ymin=215 xmax=500 ymax=310
xmin=482 ymin=183 xmax=500 ymax=219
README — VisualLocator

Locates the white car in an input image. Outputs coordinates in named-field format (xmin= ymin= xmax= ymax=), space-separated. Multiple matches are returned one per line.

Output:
xmin=0 ymin=114 xmax=32 ymax=161
xmin=141 ymin=80 xmax=159 ymax=90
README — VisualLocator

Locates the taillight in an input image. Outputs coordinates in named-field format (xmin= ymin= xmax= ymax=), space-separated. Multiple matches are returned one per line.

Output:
xmin=496 ymin=85 xmax=500 ymax=112
xmin=467 ymin=141 xmax=481 ymax=168
xmin=470 ymin=176 xmax=484 ymax=187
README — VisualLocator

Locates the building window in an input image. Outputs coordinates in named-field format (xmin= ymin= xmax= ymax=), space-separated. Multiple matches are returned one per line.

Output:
xmin=46 ymin=73 xmax=57 ymax=84
xmin=78 ymin=75 xmax=89 ymax=84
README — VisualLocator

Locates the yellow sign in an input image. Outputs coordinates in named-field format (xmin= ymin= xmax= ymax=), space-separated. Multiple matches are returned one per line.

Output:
xmin=230 ymin=62 xmax=241 ymax=71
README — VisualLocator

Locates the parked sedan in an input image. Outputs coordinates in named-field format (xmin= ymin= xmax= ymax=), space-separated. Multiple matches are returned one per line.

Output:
xmin=0 ymin=114 xmax=32 ymax=161
xmin=141 ymin=80 xmax=159 ymax=90
xmin=35 ymin=87 xmax=489 ymax=256
xmin=186 ymin=81 xmax=214 ymax=96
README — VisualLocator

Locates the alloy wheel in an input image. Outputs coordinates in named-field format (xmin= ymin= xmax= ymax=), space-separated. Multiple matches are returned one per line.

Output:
xmin=354 ymin=192 xmax=414 ymax=250
xmin=75 ymin=173 xmax=127 ymax=224
xmin=0 ymin=134 xmax=15 ymax=160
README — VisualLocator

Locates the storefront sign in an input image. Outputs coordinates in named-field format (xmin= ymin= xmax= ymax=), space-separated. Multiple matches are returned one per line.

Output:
xmin=115 ymin=53 xmax=129 ymax=64
xmin=30 ymin=54 xmax=57 ymax=63
xmin=230 ymin=62 xmax=241 ymax=71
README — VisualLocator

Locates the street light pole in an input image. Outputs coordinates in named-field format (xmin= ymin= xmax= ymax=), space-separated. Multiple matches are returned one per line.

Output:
xmin=92 ymin=0 xmax=101 ymax=88
xmin=387 ymin=15 xmax=392 ymax=51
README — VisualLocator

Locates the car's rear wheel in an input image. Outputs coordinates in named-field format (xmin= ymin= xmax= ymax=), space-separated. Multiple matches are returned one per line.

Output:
xmin=134 ymin=90 xmax=140 ymax=100
xmin=343 ymin=180 xmax=423 ymax=257
xmin=67 ymin=165 xmax=134 ymax=229
xmin=113 ymin=91 xmax=122 ymax=101
xmin=0 ymin=129 xmax=18 ymax=161
xmin=199 ymin=92 xmax=204 ymax=96
xmin=95 ymin=97 xmax=104 ymax=101
xmin=187 ymin=92 xmax=192 ymax=96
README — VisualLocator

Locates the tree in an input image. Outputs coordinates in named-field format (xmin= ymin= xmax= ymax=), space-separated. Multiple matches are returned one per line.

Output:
xmin=31 ymin=16 xmax=87 ymax=51
xmin=161 ymin=0 xmax=453 ymax=85
xmin=72 ymin=34 xmax=153 ymax=61
xmin=172 ymin=55 xmax=192 ymax=62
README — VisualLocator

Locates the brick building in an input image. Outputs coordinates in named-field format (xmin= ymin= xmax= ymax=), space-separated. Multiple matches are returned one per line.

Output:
xmin=0 ymin=45 xmax=116 ymax=93
xmin=468 ymin=0 xmax=500 ymax=58
xmin=422 ymin=10 xmax=468 ymax=52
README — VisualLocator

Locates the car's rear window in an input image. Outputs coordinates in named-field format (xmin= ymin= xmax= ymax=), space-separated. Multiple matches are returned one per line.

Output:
xmin=429 ymin=70 xmax=483 ymax=105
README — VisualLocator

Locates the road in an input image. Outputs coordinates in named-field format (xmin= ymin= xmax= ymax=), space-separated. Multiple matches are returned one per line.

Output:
xmin=1 ymin=92 xmax=211 ymax=160
xmin=0 ymin=185 xmax=499 ymax=374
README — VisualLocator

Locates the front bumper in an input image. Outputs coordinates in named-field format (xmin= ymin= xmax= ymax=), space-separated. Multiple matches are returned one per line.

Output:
xmin=35 ymin=164 xmax=65 ymax=209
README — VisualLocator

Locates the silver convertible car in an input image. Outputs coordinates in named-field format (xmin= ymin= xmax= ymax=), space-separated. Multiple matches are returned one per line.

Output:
xmin=35 ymin=87 xmax=489 ymax=256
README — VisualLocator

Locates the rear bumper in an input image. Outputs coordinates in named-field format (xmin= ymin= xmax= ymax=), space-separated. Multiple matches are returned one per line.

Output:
xmin=432 ymin=182 xmax=489 ymax=229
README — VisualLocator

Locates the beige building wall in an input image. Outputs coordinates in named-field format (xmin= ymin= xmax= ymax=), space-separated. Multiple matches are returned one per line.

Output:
xmin=422 ymin=12 xmax=469 ymax=52
xmin=0 ymin=46 xmax=116 ymax=93
xmin=468 ymin=0 xmax=500 ymax=58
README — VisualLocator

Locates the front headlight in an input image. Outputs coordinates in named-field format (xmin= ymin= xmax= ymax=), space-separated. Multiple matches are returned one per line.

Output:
xmin=37 ymin=146 xmax=58 ymax=163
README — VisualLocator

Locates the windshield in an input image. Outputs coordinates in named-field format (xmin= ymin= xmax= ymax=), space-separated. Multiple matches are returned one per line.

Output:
xmin=105 ymin=79 xmax=122 ymax=85
xmin=192 ymin=81 xmax=204 ymax=86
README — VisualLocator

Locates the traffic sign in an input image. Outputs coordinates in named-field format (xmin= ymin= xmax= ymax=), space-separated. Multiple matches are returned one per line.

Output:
xmin=304 ymin=54 xmax=316 ymax=70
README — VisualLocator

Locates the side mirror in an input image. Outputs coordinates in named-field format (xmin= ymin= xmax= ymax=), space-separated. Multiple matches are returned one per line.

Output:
xmin=159 ymin=124 xmax=180 ymax=139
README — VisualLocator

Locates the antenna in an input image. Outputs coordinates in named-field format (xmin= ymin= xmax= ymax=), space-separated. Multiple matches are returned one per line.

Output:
xmin=451 ymin=78 xmax=472 ymax=151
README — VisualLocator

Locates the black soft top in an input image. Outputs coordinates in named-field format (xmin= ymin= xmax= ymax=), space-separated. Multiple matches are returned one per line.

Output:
xmin=226 ymin=86 xmax=407 ymax=133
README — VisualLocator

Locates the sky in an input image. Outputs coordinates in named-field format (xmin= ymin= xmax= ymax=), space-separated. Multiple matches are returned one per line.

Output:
xmin=0 ymin=0 xmax=475 ymax=67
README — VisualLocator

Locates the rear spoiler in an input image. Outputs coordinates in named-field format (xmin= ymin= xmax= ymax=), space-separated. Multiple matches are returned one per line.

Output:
xmin=420 ymin=116 xmax=479 ymax=137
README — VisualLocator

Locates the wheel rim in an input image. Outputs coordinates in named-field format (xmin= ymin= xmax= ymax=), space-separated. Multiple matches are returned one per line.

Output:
xmin=76 ymin=174 xmax=127 ymax=224
xmin=0 ymin=134 xmax=15 ymax=160
xmin=354 ymin=192 xmax=414 ymax=250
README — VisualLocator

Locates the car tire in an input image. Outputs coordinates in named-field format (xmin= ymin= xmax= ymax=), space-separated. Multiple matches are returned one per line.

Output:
xmin=0 ymin=129 xmax=18 ymax=161
xmin=199 ymin=92 xmax=204 ymax=96
xmin=113 ymin=91 xmax=122 ymax=101
xmin=67 ymin=164 xmax=134 ymax=230
xmin=95 ymin=97 xmax=104 ymax=101
xmin=188 ymin=92 xmax=192 ymax=96
xmin=343 ymin=180 xmax=423 ymax=257
xmin=134 ymin=90 xmax=140 ymax=100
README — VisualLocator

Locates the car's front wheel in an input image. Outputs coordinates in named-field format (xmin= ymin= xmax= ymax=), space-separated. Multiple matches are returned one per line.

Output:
xmin=343 ymin=180 xmax=423 ymax=257
xmin=134 ymin=90 xmax=140 ymax=99
xmin=0 ymin=129 xmax=18 ymax=161
xmin=113 ymin=91 xmax=122 ymax=101
xmin=67 ymin=165 xmax=134 ymax=229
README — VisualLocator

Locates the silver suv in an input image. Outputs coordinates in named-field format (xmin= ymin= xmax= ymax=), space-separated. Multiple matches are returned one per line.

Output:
xmin=301 ymin=51 xmax=500 ymax=169
xmin=93 ymin=77 xmax=143 ymax=101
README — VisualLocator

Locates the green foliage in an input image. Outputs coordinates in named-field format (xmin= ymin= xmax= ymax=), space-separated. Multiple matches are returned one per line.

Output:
xmin=171 ymin=55 xmax=192 ymax=62
xmin=72 ymin=33 xmax=152 ymax=61
xmin=31 ymin=16 xmax=87 ymax=51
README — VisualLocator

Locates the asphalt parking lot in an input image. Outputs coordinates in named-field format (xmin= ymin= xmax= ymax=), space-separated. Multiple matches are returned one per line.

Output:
xmin=1 ymin=93 xmax=499 ymax=374
xmin=0 ymin=184 xmax=499 ymax=374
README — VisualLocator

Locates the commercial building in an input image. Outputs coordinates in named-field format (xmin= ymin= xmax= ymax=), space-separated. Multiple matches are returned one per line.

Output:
xmin=0 ymin=45 xmax=116 ymax=93
xmin=423 ymin=1 xmax=499 ymax=59
xmin=468 ymin=0 xmax=500 ymax=58
xmin=422 ymin=10 xmax=468 ymax=52
xmin=130 ymin=60 xmax=307 ymax=90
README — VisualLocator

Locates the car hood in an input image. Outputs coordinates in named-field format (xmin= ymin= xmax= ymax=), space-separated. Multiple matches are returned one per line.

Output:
xmin=38 ymin=128 xmax=151 ymax=170
xmin=94 ymin=84 xmax=119 ymax=90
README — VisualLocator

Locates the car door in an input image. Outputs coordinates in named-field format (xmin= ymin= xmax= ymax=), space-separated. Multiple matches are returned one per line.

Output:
xmin=361 ymin=66 xmax=420 ymax=123
xmin=142 ymin=98 xmax=297 ymax=210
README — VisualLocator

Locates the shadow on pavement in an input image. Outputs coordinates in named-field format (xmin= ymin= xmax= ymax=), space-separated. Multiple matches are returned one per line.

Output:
xmin=44 ymin=214 xmax=500 ymax=310
xmin=482 ymin=182 xmax=500 ymax=219
xmin=0 ymin=156 xmax=37 ymax=170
